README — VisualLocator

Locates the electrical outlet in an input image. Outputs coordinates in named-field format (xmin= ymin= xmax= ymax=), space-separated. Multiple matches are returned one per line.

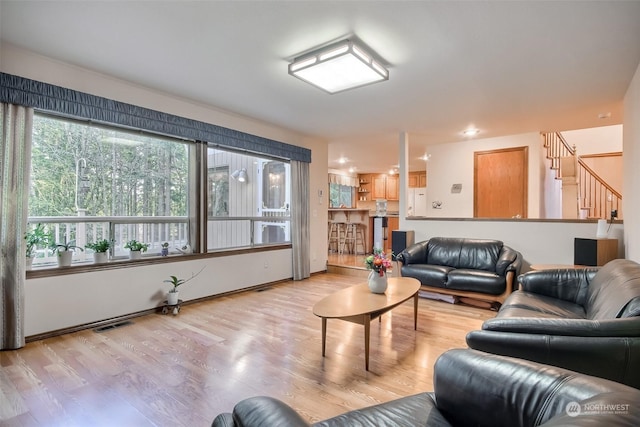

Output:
xmin=611 ymin=209 xmax=618 ymax=220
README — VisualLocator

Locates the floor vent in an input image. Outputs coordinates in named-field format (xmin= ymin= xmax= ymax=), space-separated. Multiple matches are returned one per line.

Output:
xmin=94 ymin=321 xmax=133 ymax=333
xmin=256 ymin=287 xmax=272 ymax=292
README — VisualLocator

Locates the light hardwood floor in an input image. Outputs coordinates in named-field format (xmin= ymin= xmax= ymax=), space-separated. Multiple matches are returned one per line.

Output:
xmin=0 ymin=273 xmax=494 ymax=426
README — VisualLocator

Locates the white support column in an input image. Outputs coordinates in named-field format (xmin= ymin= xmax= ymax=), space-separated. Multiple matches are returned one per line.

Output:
xmin=399 ymin=132 xmax=409 ymax=226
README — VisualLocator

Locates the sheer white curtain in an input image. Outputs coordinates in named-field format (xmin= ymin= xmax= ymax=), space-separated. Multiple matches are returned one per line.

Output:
xmin=0 ymin=103 xmax=33 ymax=350
xmin=291 ymin=160 xmax=310 ymax=280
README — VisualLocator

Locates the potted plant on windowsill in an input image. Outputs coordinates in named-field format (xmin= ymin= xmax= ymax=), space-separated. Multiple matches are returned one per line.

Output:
xmin=24 ymin=223 xmax=53 ymax=270
xmin=124 ymin=239 xmax=149 ymax=260
xmin=52 ymin=238 xmax=83 ymax=267
xmin=85 ymin=239 xmax=112 ymax=264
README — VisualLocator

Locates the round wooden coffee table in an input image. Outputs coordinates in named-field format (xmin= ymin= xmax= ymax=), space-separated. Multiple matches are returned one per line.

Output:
xmin=312 ymin=277 xmax=421 ymax=370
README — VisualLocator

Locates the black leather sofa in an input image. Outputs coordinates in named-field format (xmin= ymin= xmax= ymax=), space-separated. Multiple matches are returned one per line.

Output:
xmin=467 ymin=258 xmax=640 ymax=389
xmin=211 ymin=348 xmax=640 ymax=426
xmin=395 ymin=237 xmax=522 ymax=305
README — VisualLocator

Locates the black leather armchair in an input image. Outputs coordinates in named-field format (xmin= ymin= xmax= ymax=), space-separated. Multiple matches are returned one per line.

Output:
xmin=211 ymin=349 xmax=640 ymax=426
xmin=467 ymin=259 xmax=640 ymax=389
xmin=396 ymin=237 xmax=522 ymax=305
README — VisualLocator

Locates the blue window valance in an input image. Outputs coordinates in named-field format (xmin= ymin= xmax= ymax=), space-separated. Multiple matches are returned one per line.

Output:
xmin=0 ymin=72 xmax=311 ymax=163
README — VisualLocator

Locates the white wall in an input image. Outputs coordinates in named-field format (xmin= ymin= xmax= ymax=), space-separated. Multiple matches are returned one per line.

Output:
xmin=424 ymin=132 xmax=543 ymax=218
xmin=26 ymin=249 xmax=291 ymax=335
xmin=2 ymin=44 xmax=329 ymax=336
xmin=563 ymin=124 xmax=623 ymax=155
xmin=623 ymin=62 xmax=640 ymax=262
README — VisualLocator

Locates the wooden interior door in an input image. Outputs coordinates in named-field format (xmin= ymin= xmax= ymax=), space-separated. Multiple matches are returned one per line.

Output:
xmin=474 ymin=147 xmax=528 ymax=218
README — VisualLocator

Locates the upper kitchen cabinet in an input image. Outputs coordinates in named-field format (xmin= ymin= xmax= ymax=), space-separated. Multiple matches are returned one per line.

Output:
xmin=372 ymin=174 xmax=399 ymax=201
xmin=408 ymin=171 xmax=427 ymax=188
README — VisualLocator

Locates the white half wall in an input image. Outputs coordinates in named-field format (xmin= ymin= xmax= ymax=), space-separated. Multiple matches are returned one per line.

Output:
xmin=401 ymin=218 xmax=624 ymax=268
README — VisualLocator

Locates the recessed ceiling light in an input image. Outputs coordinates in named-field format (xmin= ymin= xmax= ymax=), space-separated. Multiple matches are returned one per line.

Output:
xmin=348 ymin=167 xmax=355 ymax=173
xmin=420 ymin=154 xmax=431 ymax=161
xmin=598 ymin=112 xmax=611 ymax=119
xmin=462 ymin=128 xmax=479 ymax=137
xmin=338 ymin=157 xmax=347 ymax=164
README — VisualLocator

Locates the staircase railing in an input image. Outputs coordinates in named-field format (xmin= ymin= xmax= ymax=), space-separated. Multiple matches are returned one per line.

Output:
xmin=542 ymin=132 xmax=622 ymax=219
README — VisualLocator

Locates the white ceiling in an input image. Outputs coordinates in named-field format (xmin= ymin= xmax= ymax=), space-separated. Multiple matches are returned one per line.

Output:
xmin=2 ymin=1 xmax=640 ymax=173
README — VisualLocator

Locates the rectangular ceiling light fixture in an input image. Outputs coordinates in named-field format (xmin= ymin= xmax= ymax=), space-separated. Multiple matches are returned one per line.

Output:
xmin=288 ymin=39 xmax=389 ymax=94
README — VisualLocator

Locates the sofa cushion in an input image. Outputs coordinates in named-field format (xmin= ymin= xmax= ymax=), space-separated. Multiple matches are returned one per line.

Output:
xmin=586 ymin=259 xmax=640 ymax=320
xmin=314 ymin=392 xmax=451 ymax=427
xmin=426 ymin=238 xmax=503 ymax=273
xmin=446 ymin=269 xmax=505 ymax=295
xmin=498 ymin=292 xmax=587 ymax=319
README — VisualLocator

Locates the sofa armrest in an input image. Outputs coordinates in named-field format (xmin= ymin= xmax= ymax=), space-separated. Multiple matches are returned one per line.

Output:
xmin=481 ymin=316 xmax=640 ymax=336
xmin=396 ymin=240 xmax=429 ymax=265
xmin=466 ymin=331 xmax=640 ymax=389
xmin=211 ymin=396 xmax=310 ymax=427
xmin=433 ymin=349 xmax=640 ymax=426
xmin=517 ymin=267 xmax=598 ymax=303
xmin=496 ymin=246 xmax=522 ymax=277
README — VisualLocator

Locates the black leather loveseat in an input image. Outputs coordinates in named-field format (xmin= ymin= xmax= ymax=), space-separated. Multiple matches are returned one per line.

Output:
xmin=211 ymin=348 xmax=640 ymax=426
xmin=396 ymin=237 xmax=521 ymax=306
xmin=467 ymin=258 xmax=640 ymax=389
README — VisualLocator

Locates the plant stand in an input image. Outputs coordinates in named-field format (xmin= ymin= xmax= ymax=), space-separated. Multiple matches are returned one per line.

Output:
xmin=161 ymin=299 xmax=183 ymax=315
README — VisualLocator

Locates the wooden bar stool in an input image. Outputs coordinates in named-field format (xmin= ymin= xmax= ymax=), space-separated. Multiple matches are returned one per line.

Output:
xmin=328 ymin=221 xmax=345 ymax=253
xmin=343 ymin=223 xmax=366 ymax=254
xmin=353 ymin=223 xmax=366 ymax=255
xmin=342 ymin=223 xmax=356 ymax=254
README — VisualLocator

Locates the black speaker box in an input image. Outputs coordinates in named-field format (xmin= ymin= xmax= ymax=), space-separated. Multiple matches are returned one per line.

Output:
xmin=574 ymin=238 xmax=598 ymax=266
xmin=392 ymin=230 xmax=415 ymax=260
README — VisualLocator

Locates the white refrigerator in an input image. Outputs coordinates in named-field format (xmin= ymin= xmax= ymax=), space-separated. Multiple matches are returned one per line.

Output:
xmin=407 ymin=187 xmax=428 ymax=217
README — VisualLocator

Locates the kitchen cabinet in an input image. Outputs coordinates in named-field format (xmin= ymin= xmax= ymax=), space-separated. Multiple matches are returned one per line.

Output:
xmin=372 ymin=174 xmax=399 ymax=201
xmin=408 ymin=171 xmax=427 ymax=188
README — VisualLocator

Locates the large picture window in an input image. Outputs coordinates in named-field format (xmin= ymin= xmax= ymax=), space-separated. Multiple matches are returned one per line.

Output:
xmin=205 ymin=147 xmax=291 ymax=250
xmin=27 ymin=113 xmax=293 ymax=268
xmin=28 ymin=113 xmax=190 ymax=266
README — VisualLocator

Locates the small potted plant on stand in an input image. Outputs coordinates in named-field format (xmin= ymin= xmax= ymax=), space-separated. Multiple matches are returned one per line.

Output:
xmin=24 ymin=223 xmax=53 ymax=270
xmin=162 ymin=267 xmax=205 ymax=314
xmin=124 ymin=239 xmax=149 ymax=260
xmin=161 ymin=242 xmax=169 ymax=257
xmin=85 ymin=239 xmax=112 ymax=263
xmin=52 ymin=237 xmax=83 ymax=267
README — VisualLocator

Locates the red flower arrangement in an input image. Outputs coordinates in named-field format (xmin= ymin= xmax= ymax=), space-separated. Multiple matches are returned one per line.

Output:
xmin=365 ymin=248 xmax=393 ymax=276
